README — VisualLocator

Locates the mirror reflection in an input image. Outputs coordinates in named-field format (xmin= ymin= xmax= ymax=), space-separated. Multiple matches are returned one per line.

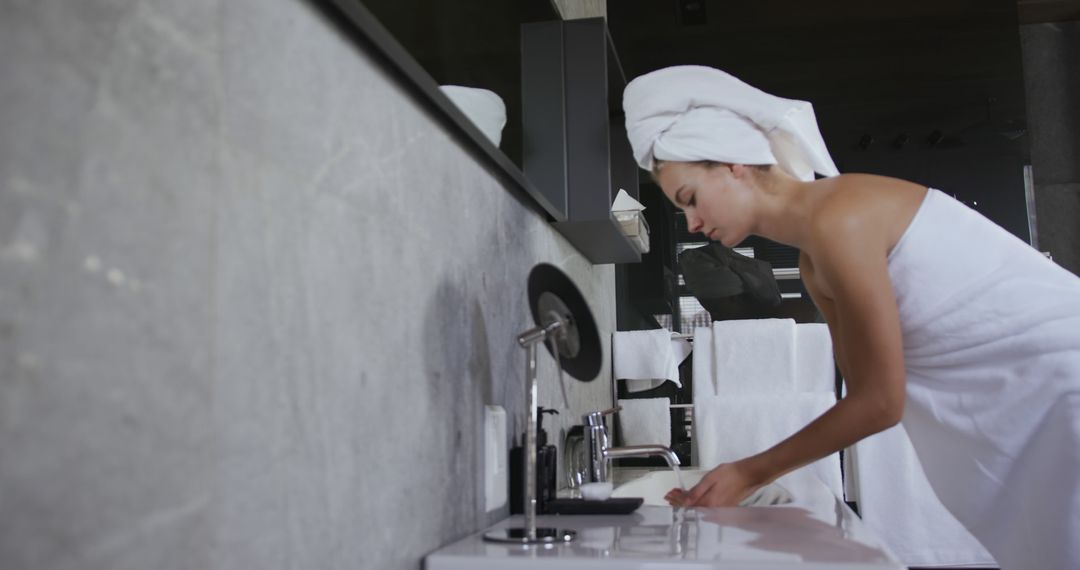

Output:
xmin=356 ymin=0 xmax=562 ymax=167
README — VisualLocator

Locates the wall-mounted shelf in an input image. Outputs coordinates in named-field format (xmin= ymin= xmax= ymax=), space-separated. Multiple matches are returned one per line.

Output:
xmin=522 ymin=18 xmax=641 ymax=264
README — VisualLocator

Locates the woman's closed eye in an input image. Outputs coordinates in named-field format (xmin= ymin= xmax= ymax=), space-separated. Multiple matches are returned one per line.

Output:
xmin=674 ymin=185 xmax=695 ymax=209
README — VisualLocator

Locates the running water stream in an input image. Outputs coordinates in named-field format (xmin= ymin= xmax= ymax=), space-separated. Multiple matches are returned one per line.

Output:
xmin=672 ymin=464 xmax=686 ymax=490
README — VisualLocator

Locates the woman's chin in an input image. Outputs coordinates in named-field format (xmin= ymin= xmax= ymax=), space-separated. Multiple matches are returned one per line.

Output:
xmin=706 ymin=229 xmax=743 ymax=247
xmin=719 ymin=234 xmax=747 ymax=248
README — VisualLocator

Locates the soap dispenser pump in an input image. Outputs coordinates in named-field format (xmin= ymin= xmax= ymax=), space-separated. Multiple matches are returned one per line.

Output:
xmin=509 ymin=407 xmax=559 ymax=514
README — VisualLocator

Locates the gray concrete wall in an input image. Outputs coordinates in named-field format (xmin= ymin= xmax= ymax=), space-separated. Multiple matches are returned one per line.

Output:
xmin=1020 ymin=21 xmax=1080 ymax=275
xmin=0 ymin=1 xmax=615 ymax=569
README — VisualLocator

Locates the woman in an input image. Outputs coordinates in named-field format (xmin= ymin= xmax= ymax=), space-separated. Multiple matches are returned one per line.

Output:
xmin=623 ymin=65 xmax=1080 ymax=570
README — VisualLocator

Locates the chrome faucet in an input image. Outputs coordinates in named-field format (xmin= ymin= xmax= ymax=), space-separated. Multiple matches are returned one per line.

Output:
xmin=583 ymin=406 xmax=680 ymax=484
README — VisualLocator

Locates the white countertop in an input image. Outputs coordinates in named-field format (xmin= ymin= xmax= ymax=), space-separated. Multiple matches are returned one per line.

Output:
xmin=425 ymin=476 xmax=904 ymax=569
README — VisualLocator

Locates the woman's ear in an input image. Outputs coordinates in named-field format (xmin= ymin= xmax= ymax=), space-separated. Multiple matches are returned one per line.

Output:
xmin=728 ymin=163 xmax=748 ymax=179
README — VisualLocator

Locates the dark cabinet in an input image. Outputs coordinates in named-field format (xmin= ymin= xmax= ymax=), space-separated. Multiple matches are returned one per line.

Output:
xmin=522 ymin=18 xmax=642 ymax=264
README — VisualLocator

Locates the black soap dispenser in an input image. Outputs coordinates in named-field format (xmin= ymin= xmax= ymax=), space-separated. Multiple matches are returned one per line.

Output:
xmin=536 ymin=408 xmax=559 ymax=509
xmin=509 ymin=407 xmax=559 ymax=514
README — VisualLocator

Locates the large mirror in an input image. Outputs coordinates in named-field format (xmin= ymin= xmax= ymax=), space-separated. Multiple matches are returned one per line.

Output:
xmin=343 ymin=0 xmax=563 ymax=171
xmin=329 ymin=0 xmax=642 ymax=262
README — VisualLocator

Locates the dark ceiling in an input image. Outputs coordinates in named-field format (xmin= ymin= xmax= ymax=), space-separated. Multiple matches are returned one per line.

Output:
xmin=606 ymin=0 xmax=1074 ymax=242
xmin=1016 ymin=0 xmax=1080 ymax=23
xmin=607 ymin=0 xmax=1039 ymax=159
xmin=357 ymin=0 xmax=1077 ymax=171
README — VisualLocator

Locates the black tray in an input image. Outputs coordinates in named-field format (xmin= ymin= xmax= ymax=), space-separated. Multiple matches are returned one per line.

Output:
xmin=542 ymin=497 xmax=644 ymax=515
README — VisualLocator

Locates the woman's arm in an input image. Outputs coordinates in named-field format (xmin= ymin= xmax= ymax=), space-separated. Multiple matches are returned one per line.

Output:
xmin=686 ymin=205 xmax=907 ymax=506
xmin=805 ymin=204 xmax=908 ymax=432
xmin=800 ymin=253 xmax=849 ymax=378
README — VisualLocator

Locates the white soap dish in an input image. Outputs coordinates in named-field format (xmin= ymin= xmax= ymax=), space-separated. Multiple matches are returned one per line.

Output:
xmin=579 ymin=481 xmax=614 ymax=501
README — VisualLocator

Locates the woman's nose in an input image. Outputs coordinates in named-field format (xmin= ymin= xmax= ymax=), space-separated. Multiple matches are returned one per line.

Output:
xmin=685 ymin=211 xmax=704 ymax=233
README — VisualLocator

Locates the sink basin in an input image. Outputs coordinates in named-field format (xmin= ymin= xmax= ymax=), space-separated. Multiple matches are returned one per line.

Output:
xmin=611 ymin=469 xmax=794 ymax=507
xmin=429 ymin=469 xmax=904 ymax=569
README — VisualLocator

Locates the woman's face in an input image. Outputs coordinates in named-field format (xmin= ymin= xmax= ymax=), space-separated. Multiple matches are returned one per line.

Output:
xmin=655 ymin=162 xmax=756 ymax=246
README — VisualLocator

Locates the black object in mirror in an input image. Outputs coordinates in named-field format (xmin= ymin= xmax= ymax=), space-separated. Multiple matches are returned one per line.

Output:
xmin=680 ymin=243 xmax=782 ymax=320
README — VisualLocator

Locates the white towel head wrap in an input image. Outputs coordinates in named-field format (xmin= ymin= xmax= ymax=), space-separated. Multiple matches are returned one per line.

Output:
xmin=623 ymin=65 xmax=839 ymax=181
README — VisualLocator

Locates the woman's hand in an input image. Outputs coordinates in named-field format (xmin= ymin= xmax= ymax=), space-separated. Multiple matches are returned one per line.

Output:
xmin=664 ymin=462 xmax=761 ymax=507
xmin=664 ymin=487 xmax=692 ymax=507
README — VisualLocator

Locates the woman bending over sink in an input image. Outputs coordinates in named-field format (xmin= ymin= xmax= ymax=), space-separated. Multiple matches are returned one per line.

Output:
xmin=623 ymin=65 xmax=1080 ymax=570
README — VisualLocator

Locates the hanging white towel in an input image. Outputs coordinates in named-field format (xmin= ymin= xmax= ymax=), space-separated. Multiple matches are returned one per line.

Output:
xmin=848 ymin=424 xmax=996 ymax=568
xmin=623 ymin=379 xmax=667 ymax=392
xmin=692 ymin=326 xmax=713 ymax=396
xmin=618 ymin=397 xmax=672 ymax=447
xmin=624 ymin=336 xmax=693 ymax=392
xmin=694 ymin=392 xmax=842 ymax=498
xmin=711 ymin=318 xmax=795 ymax=396
xmin=672 ymin=336 xmax=693 ymax=367
xmin=613 ymin=330 xmax=682 ymax=388
xmin=793 ymin=323 xmax=835 ymax=393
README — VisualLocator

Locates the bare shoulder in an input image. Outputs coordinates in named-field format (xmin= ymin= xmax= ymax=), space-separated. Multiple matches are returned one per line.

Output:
xmin=799 ymin=175 xmax=926 ymax=298
xmin=807 ymin=174 xmax=927 ymax=256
